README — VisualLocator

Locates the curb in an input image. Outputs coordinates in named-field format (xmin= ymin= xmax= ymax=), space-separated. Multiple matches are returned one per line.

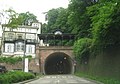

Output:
xmin=13 ymin=76 xmax=40 ymax=84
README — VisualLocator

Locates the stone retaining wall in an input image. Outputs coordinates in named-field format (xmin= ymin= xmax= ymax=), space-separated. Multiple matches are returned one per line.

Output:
xmin=0 ymin=59 xmax=40 ymax=73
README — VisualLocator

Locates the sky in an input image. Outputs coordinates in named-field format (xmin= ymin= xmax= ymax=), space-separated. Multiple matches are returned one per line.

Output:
xmin=0 ymin=0 xmax=69 ymax=23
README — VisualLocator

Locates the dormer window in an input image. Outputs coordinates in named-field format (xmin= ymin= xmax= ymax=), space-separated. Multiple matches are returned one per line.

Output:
xmin=32 ymin=23 xmax=39 ymax=27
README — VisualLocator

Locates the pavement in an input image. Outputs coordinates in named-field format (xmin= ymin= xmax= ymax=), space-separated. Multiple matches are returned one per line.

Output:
xmin=25 ymin=75 xmax=100 ymax=84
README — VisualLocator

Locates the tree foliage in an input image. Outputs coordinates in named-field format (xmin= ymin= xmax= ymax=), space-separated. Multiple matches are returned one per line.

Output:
xmin=4 ymin=8 xmax=38 ymax=28
xmin=42 ymin=7 xmax=73 ymax=46
xmin=54 ymin=8 xmax=71 ymax=33
xmin=47 ymin=8 xmax=59 ymax=32
xmin=73 ymin=38 xmax=92 ymax=61
xmin=18 ymin=12 xmax=38 ymax=26
xmin=4 ymin=8 xmax=19 ymax=28
xmin=0 ymin=57 xmax=22 ymax=64
xmin=43 ymin=7 xmax=71 ymax=33
xmin=41 ymin=0 xmax=120 ymax=60
xmin=87 ymin=1 xmax=120 ymax=47
xmin=72 ymin=0 xmax=120 ymax=60
xmin=68 ymin=0 xmax=95 ymax=39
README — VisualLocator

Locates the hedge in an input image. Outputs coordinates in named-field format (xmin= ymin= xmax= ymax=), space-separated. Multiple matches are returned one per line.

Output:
xmin=0 ymin=71 xmax=35 ymax=84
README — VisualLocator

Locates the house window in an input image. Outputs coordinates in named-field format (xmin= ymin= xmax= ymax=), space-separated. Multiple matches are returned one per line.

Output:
xmin=28 ymin=29 xmax=31 ymax=32
xmin=18 ymin=36 xmax=22 ymax=39
xmin=15 ymin=42 xmax=24 ymax=52
xmin=7 ymin=45 xmax=11 ymax=52
xmin=28 ymin=46 xmax=32 ymax=53
xmin=17 ymin=34 xmax=23 ymax=39
xmin=26 ymin=45 xmax=35 ymax=53
xmin=8 ymin=33 xmax=14 ymax=39
xmin=5 ymin=44 xmax=14 ymax=53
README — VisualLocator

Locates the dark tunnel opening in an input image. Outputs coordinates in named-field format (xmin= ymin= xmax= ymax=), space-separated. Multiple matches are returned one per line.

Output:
xmin=44 ymin=52 xmax=73 ymax=75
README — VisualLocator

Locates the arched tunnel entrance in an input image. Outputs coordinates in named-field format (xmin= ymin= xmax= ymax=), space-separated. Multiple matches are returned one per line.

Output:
xmin=44 ymin=52 xmax=74 ymax=75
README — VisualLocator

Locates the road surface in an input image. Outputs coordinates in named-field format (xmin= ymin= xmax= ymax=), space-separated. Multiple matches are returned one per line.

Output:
xmin=26 ymin=75 xmax=98 ymax=84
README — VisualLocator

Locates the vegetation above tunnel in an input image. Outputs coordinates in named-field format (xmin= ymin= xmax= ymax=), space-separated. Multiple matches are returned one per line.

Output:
xmin=42 ymin=0 xmax=120 ymax=60
xmin=73 ymin=38 xmax=92 ymax=62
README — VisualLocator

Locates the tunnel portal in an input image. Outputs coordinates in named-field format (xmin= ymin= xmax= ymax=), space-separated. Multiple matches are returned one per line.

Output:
xmin=44 ymin=52 xmax=73 ymax=75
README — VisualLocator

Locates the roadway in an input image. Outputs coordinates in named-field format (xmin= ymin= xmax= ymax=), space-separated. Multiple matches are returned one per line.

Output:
xmin=26 ymin=75 xmax=98 ymax=84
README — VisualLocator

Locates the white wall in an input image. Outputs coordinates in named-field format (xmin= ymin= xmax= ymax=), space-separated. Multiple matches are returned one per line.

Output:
xmin=26 ymin=28 xmax=37 ymax=33
xmin=13 ymin=28 xmax=37 ymax=33
xmin=26 ymin=34 xmax=35 ymax=39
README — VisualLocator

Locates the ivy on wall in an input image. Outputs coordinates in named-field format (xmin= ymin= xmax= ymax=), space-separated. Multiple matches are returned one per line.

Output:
xmin=0 ymin=55 xmax=32 ymax=64
xmin=73 ymin=38 xmax=92 ymax=62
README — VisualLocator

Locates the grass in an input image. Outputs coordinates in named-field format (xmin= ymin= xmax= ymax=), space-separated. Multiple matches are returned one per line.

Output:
xmin=75 ymin=72 xmax=120 ymax=84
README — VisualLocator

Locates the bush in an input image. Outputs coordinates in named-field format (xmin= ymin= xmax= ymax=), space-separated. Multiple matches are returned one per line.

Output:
xmin=0 ymin=71 xmax=35 ymax=84
xmin=0 ymin=57 xmax=22 ymax=64
xmin=73 ymin=38 xmax=92 ymax=62
xmin=0 ymin=56 xmax=32 ymax=64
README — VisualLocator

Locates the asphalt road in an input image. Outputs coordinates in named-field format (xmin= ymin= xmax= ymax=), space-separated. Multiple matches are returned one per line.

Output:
xmin=26 ymin=75 xmax=98 ymax=84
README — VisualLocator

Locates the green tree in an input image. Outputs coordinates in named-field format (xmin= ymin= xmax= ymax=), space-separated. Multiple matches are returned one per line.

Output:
xmin=54 ymin=8 xmax=71 ymax=33
xmin=42 ymin=7 xmax=74 ymax=45
xmin=73 ymin=38 xmax=92 ymax=62
xmin=47 ymin=8 xmax=59 ymax=33
xmin=4 ymin=9 xmax=38 ymax=28
xmin=4 ymin=8 xmax=19 ymax=28
xmin=87 ymin=0 xmax=120 ymax=48
xmin=42 ymin=23 xmax=48 ymax=33
xmin=68 ymin=0 xmax=96 ymax=39
xmin=18 ymin=12 xmax=38 ymax=26
xmin=43 ymin=7 xmax=71 ymax=33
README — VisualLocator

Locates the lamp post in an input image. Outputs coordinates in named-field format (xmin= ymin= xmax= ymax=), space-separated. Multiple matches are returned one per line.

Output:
xmin=23 ymin=18 xmax=33 ymax=72
xmin=23 ymin=26 xmax=26 ymax=72
xmin=0 ymin=12 xmax=5 ymax=56
xmin=23 ymin=19 xmax=27 ymax=72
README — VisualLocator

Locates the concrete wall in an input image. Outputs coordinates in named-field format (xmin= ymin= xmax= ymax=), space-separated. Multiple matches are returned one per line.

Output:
xmin=77 ymin=46 xmax=120 ymax=80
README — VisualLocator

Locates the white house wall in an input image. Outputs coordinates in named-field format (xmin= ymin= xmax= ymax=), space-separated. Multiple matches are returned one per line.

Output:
xmin=2 ymin=22 xmax=41 ymax=57
xmin=24 ymin=28 xmax=37 ymax=33
xmin=26 ymin=34 xmax=36 ymax=39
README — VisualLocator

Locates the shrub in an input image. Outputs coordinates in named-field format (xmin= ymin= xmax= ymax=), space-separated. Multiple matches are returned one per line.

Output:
xmin=0 ymin=57 xmax=22 ymax=64
xmin=0 ymin=56 xmax=32 ymax=64
xmin=0 ymin=71 xmax=35 ymax=84
xmin=73 ymin=38 xmax=92 ymax=62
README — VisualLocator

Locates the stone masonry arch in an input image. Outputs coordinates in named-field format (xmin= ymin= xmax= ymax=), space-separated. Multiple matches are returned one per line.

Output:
xmin=39 ymin=46 xmax=75 ymax=75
